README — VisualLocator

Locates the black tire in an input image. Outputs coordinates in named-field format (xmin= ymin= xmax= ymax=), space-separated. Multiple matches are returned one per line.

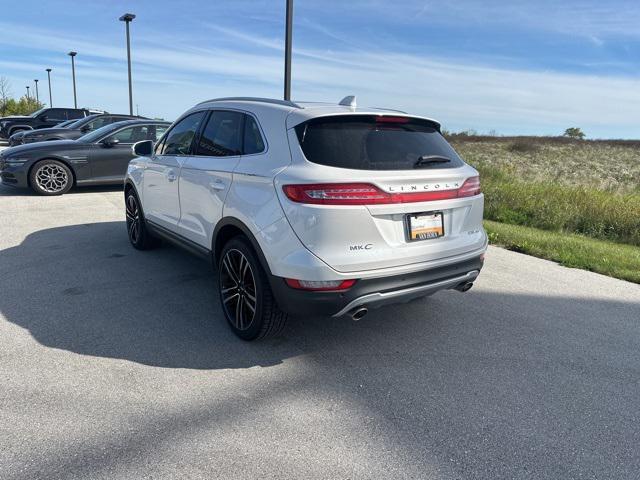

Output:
xmin=29 ymin=159 xmax=73 ymax=196
xmin=125 ymin=190 xmax=160 ymax=250
xmin=218 ymin=236 xmax=287 ymax=340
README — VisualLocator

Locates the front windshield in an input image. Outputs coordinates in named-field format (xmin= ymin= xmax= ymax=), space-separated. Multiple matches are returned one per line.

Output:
xmin=29 ymin=108 xmax=48 ymax=118
xmin=77 ymin=123 xmax=121 ymax=143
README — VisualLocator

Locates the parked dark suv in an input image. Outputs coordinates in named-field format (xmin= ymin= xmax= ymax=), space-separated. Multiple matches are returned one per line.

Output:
xmin=12 ymin=113 xmax=145 ymax=146
xmin=0 ymin=107 xmax=105 ymax=140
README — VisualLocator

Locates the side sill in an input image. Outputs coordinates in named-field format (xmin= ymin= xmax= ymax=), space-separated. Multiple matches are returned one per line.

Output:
xmin=146 ymin=220 xmax=212 ymax=261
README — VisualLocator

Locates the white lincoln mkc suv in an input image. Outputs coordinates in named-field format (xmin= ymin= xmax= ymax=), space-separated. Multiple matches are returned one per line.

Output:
xmin=124 ymin=96 xmax=487 ymax=340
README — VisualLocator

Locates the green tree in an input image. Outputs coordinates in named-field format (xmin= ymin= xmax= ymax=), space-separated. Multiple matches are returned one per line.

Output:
xmin=0 ymin=77 xmax=44 ymax=117
xmin=563 ymin=127 xmax=585 ymax=140
xmin=0 ymin=76 xmax=12 ymax=117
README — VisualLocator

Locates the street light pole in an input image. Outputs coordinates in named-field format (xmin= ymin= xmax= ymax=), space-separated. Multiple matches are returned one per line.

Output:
xmin=26 ymin=86 xmax=30 ymax=99
xmin=68 ymin=51 xmax=78 ymax=109
xmin=46 ymin=68 xmax=53 ymax=107
xmin=34 ymin=79 xmax=39 ymax=103
xmin=119 ymin=13 xmax=136 ymax=115
xmin=284 ymin=0 xmax=293 ymax=101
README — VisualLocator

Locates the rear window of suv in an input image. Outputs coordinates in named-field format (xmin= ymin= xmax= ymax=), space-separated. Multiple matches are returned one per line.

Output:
xmin=294 ymin=115 xmax=464 ymax=170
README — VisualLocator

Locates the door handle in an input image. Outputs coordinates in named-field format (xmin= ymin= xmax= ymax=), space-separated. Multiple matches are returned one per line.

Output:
xmin=210 ymin=179 xmax=226 ymax=191
xmin=166 ymin=169 xmax=177 ymax=182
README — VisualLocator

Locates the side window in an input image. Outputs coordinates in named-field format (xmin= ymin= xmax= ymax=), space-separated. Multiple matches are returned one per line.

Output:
xmin=46 ymin=109 xmax=67 ymax=121
xmin=194 ymin=110 xmax=243 ymax=156
xmin=152 ymin=125 xmax=168 ymax=142
xmin=66 ymin=109 xmax=85 ymax=120
xmin=243 ymin=115 xmax=266 ymax=154
xmin=111 ymin=126 xmax=150 ymax=144
xmin=160 ymin=112 xmax=206 ymax=155
xmin=87 ymin=116 xmax=112 ymax=130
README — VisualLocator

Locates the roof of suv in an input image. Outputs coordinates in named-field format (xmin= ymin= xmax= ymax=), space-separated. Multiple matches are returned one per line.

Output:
xmin=193 ymin=96 xmax=440 ymax=130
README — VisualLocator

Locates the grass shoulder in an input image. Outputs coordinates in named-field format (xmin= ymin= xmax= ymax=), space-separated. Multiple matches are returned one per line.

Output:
xmin=485 ymin=220 xmax=640 ymax=284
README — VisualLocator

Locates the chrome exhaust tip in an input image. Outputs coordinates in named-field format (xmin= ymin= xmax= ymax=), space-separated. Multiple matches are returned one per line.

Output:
xmin=455 ymin=282 xmax=474 ymax=292
xmin=350 ymin=307 xmax=368 ymax=321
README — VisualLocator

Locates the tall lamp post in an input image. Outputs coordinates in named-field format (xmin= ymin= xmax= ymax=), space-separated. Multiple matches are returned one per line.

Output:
xmin=119 ymin=13 xmax=136 ymax=115
xmin=68 ymin=51 xmax=78 ymax=108
xmin=34 ymin=79 xmax=39 ymax=103
xmin=25 ymin=86 xmax=30 ymax=99
xmin=46 ymin=69 xmax=53 ymax=107
xmin=284 ymin=0 xmax=293 ymax=101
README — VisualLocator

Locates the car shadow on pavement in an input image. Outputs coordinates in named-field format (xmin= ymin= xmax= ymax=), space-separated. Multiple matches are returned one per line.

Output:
xmin=1 ymin=220 xmax=639 ymax=373
xmin=3 ymin=221 xmax=640 ymax=479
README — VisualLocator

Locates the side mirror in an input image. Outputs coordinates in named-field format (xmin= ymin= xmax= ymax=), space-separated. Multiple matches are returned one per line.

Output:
xmin=81 ymin=125 xmax=91 ymax=133
xmin=133 ymin=139 xmax=153 ymax=156
xmin=102 ymin=137 xmax=120 ymax=148
xmin=39 ymin=115 xmax=48 ymax=121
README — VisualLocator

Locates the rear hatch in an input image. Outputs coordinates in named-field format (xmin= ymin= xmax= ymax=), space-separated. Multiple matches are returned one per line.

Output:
xmin=276 ymin=114 xmax=486 ymax=273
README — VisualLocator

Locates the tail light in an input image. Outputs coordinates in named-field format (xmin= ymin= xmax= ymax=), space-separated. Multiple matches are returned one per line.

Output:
xmin=457 ymin=176 xmax=481 ymax=197
xmin=282 ymin=176 xmax=481 ymax=205
xmin=375 ymin=116 xmax=410 ymax=124
xmin=285 ymin=278 xmax=357 ymax=292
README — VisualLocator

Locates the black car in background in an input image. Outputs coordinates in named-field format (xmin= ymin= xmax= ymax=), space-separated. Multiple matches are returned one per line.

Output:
xmin=7 ymin=119 xmax=77 ymax=146
xmin=0 ymin=120 xmax=170 ymax=195
xmin=13 ymin=113 xmax=146 ymax=146
xmin=0 ymin=107 xmax=105 ymax=139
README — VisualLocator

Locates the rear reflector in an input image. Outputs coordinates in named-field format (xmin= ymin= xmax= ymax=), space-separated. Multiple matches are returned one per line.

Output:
xmin=285 ymin=278 xmax=357 ymax=291
xmin=283 ymin=176 xmax=480 ymax=205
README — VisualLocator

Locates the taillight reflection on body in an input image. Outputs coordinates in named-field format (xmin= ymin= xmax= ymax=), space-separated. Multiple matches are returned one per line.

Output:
xmin=282 ymin=176 xmax=481 ymax=205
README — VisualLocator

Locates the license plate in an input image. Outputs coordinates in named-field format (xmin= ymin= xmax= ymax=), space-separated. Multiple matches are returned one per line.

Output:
xmin=406 ymin=212 xmax=444 ymax=241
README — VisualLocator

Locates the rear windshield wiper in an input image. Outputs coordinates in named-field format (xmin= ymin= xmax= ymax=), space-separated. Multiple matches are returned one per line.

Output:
xmin=414 ymin=155 xmax=451 ymax=168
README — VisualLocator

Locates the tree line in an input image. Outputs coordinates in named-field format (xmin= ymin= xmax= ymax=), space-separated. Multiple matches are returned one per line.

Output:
xmin=0 ymin=76 xmax=45 ymax=117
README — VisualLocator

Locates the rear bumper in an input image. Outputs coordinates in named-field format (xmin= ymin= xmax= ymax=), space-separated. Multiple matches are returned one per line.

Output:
xmin=269 ymin=254 xmax=484 ymax=317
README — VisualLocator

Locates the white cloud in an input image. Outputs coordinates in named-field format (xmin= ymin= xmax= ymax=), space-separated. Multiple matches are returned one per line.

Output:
xmin=1 ymin=20 xmax=638 ymax=137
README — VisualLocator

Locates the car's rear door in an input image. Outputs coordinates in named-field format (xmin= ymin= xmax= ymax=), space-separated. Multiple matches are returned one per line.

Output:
xmin=177 ymin=110 xmax=244 ymax=248
xmin=40 ymin=108 xmax=68 ymax=129
xmin=142 ymin=112 xmax=206 ymax=230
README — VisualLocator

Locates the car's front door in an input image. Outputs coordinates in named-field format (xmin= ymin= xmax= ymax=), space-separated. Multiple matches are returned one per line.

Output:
xmin=142 ymin=113 xmax=206 ymax=230
xmin=88 ymin=124 xmax=162 ymax=182
xmin=178 ymin=110 xmax=244 ymax=248
xmin=89 ymin=125 xmax=140 ymax=182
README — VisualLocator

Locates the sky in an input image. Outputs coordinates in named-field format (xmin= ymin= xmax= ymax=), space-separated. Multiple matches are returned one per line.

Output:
xmin=0 ymin=0 xmax=638 ymax=138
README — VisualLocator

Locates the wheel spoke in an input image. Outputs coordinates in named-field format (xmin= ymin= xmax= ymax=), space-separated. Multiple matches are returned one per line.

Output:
xmin=220 ymin=249 xmax=257 ymax=332
xmin=235 ymin=295 xmax=243 ymax=328
xmin=223 ymin=292 xmax=239 ymax=304
xmin=222 ymin=256 xmax=240 ymax=284
xmin=243 ymin=296 xmax=255 ymax=314
xmin=128 ymin=219 xmax=137 ymax=242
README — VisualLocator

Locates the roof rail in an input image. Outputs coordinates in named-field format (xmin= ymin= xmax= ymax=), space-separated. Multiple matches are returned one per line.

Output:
xmin=197 ymin=97 xmax=301 ymax=108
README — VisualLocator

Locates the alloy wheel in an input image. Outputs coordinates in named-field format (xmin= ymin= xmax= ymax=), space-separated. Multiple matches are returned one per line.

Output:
xmin=125 ymin=194 xmax=141 ymax=244
xmin=220 ymin=249 xmax=257 ymax=331
xmin=35 ymin=164 xmax=68 ymax=193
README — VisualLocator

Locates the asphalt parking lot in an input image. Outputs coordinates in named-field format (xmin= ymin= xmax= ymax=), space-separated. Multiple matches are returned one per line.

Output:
xmin=1 ymin=183 xmax=639 ymax=479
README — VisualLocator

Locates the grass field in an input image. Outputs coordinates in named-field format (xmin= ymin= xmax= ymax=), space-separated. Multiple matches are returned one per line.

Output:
xmin=449 ymin=136 xmax=640 ymax=283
